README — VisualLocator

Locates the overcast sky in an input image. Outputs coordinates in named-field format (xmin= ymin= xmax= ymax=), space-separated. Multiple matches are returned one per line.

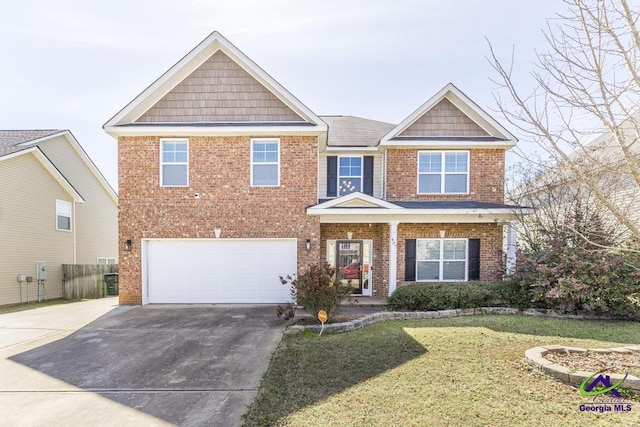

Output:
xmin=0 ymin=0 xmax=569 ymax=190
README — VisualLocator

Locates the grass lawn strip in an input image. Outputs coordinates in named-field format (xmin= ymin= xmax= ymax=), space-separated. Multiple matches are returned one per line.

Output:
xmin=244 ymin=315 xmax=640 ymax=427
xmin=0 ymin=298 xmax=74 ymax=315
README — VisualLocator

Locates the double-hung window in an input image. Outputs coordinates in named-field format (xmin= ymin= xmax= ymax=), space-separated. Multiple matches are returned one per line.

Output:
xmin=416 ymin=239 xmax=467 ymax=281
xmin=418 ymin=151 xmax=468 ymax=194
xmin=338 ymin=156 xmax=362 ymax=195
xmin=251 ymin=139 xmax=280 ymax=186
xmin=161 ymin=139 xmax=188 ymax=187
xmin=56 ymin=200 xmax=72 ymax=231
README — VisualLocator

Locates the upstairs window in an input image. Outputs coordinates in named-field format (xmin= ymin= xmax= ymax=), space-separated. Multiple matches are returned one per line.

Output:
xmin=251 ymin=139 xmax=280 ymax=186
xmin=161 ymin=139 xmax=188 ymax=187
xmin=56 ymin=200 xmax=71 ymax=231
xmin=418 ymin=151 xmax=468 ymax=194
xmin=338 ymin=156 xmax=362 ymax=195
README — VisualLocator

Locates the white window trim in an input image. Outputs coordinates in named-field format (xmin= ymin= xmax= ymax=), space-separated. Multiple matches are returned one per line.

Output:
xmin=160 ymin=138 xmax=189 ymax=187
xmin=417 ymin=150 xmax=470 ymax=195
xmin=250 ymin=138 xmax=280 ymax=187
xmin=337 ymin=155 xmax=364 ymax=196
xmin=56 ymin=199 xmax=72 ymax=232
xmin=416 ymin=238 xmax=468 ymax=282
xmin=97 ymin=257 xmax=117 ymax=265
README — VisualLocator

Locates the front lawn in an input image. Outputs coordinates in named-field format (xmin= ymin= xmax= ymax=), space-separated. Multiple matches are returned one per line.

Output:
xmin=244 ymin=315 xmax=640 ymax=426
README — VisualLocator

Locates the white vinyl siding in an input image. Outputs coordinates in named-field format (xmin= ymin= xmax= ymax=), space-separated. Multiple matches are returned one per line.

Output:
xmin=416 ymin=239 xmax=468 ymax=281
xmin=56 ymin=200 xmax=72 ymax=231
xmin=0 ymin=153 xmax=73 ymax=304
xmin=161 ymin=138 xmax=189 ymax=187
xmin=36 ymin=135 xmax=118 ymax=265
xmin=418 ymin=151 xmax=469 ymax=194
xmin=251 ymin=138 xmax=280 ymax=186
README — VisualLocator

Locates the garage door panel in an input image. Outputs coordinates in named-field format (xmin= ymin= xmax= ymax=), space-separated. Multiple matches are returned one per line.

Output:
xmin=146 ymin=239 xmax=296 ymax=304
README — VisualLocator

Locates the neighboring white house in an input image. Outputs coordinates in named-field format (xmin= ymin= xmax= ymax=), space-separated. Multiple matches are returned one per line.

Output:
xmin=0 ymin=130 xmax=118 ymax=305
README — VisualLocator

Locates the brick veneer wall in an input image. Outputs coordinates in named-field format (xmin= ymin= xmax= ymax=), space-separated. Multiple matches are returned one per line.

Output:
xmin=386 ymin=148 xmax=505 ymax=203
xmin=320 ymin=224 xmax=389 ymax=298
xmin=118 ymin=135 xmax=320 ymax=305
xmin=397 ymin=223 xmax=504 ymax=285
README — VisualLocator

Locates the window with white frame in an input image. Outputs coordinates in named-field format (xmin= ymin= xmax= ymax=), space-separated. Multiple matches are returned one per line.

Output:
xmin=97 ymin=257 xmax=117 ymax=265
xmin=338 ymin=156 xmax=362 ymax=195
xmin=416 ymin=239 xmax=467 ymax=281
xmin=418 ymin=151 xmax=468 ymax=194
xmin=56 ymin=200 xmax=71 ymax=231
xmin=161 ymin=139 xmax=188 ymax=186
xmin=251 ymin=139 xmax=279 ymax=186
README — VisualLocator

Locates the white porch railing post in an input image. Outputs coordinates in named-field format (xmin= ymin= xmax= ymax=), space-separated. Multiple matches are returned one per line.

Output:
xmin=388 ymin=221 xmax=399 ymax=295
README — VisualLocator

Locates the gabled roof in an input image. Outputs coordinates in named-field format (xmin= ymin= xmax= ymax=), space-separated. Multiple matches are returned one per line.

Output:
xmin=312 ymin=192 xmax=402 ymax=209
xmin=0 ymin=146 xmax=84 ymax=203
xmin=0 ymin=130 xmax=117 ymax=203
xmin=104 ymin=31 xmax=326 ymax=136
xmin=380 ymin=83 xmax=517 ymax=149
xmin=0 ymin=130 xmax=63 ymax=156
xmin=320 ymin=116 xmax=394 ymax=148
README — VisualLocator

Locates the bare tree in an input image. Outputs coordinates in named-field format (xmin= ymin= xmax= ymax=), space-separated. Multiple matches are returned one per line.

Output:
xmin=489 ymin=0 xmax=640 ymax=240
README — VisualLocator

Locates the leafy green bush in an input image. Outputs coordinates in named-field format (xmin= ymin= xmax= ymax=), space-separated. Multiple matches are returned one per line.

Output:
xmin=280 ymin=262 xmax=351 ymax=317
xmin=492 ymin=279 xmax=533 ymax=309
xmin=388 ymin=282 xmax=497 ymax=311
xmin=512 ymin=242 xmax=640 ymax=319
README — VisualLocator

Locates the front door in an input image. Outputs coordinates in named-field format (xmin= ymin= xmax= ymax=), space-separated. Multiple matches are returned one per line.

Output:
xmin=336 ymin=240 xmax=362 ymax=294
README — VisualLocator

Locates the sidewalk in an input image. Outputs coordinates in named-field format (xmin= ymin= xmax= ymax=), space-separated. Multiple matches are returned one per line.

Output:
xmin=0 ymin=297 xmax=120 ymax=351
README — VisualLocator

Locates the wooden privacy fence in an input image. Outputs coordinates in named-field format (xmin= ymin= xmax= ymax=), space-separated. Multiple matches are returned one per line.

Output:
xmin=62 ymin=264 xmax=118 ymax=300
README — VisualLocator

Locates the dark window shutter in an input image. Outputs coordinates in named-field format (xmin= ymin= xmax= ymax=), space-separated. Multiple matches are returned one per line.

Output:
xmin=327 ymin=156 xmax=337 ymax=197
xmin=363 ymin=156 xmax=374 ymax=196
xmin=405 ymin=239 xmax=416 ymax=282
xmin=468 ymin=238 xmax=480 ymax=281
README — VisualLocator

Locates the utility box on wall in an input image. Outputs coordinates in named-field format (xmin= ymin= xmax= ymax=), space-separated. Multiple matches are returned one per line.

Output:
xmin=37 ymin=261 xmax=47 ymax=280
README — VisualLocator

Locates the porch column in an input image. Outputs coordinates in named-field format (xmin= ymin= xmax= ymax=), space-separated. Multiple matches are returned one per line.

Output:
xmin=388 ymin=221 xmax=399 ymax=296
xmin=506 ymin=222 xmax=517 ymax=275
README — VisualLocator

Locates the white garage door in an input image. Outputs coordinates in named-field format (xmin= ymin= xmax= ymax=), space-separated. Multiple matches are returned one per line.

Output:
xmin=145 ymin=239 xmax=296 ymax=304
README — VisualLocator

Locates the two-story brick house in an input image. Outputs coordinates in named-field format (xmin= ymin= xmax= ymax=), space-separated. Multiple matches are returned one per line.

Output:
xmin=105 ymin=32 xmax=523 ymax=305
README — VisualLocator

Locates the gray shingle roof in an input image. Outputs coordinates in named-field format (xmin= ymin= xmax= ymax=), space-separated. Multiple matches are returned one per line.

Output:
xmin=320 ymin=116 xmax=395 ymax=147
xmin=393 ymin=201 xmax=524 ymax=210
xmin=0 ymin=130 xmax=63 ymax=156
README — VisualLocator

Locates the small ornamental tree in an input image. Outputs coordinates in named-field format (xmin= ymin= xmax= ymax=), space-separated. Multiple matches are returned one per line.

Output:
xmin=280 ymin=262 xmax=351 ymax=317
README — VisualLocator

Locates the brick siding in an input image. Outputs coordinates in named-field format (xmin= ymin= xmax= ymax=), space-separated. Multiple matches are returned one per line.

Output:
xmin=117 ymin=135 xmax=320 ymax=304
xmin=397 ymin=223 xmax=504 ymax=286
xmin=386 ymin=148 xmax=505 ymax=203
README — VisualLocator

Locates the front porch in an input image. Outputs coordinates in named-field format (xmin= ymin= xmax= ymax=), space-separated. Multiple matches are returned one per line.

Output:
xmin=308 ymin=192 xmax=529 ymax=298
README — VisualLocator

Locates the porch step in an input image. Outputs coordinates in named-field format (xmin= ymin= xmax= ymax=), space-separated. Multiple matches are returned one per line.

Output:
xmin=341 ymin=296 xmax=388 ymax=307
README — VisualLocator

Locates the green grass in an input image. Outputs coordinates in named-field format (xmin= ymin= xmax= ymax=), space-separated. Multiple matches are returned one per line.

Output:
xmin=243 ymin=315 xmax=640 ymax=426
xmin=0 ymin=298 xmax=75 ymax=315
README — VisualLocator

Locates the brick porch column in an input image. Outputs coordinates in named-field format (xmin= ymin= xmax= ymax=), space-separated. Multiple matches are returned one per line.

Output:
xmin=388 ymin=221 xmax=399 ymax=295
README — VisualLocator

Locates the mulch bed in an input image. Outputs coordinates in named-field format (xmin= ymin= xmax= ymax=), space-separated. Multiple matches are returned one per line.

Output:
xmin=544 ymin=350 xmax=640 ymax=377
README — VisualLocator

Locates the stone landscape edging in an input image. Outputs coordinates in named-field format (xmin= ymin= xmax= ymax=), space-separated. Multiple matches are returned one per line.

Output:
xmin=283 ymin=306 xmax=619 ymax=335
xmin=525 ymin=345 xmax=640 ymax=391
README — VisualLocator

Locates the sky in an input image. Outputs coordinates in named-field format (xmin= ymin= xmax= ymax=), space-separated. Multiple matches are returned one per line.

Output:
xmin=0 ymin=0 xmax=570 ymax=191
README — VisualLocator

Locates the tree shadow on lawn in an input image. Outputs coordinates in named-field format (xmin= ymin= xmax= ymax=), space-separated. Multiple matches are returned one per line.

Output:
xmin=243 ymin=324 xmax=428 ymax=426
xmin=244 ymin=314 xmax=640 ymax=426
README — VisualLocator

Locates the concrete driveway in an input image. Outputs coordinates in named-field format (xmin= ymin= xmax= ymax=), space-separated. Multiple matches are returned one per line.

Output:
xmin=0 ymin=299 xmax=284 ymax=426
